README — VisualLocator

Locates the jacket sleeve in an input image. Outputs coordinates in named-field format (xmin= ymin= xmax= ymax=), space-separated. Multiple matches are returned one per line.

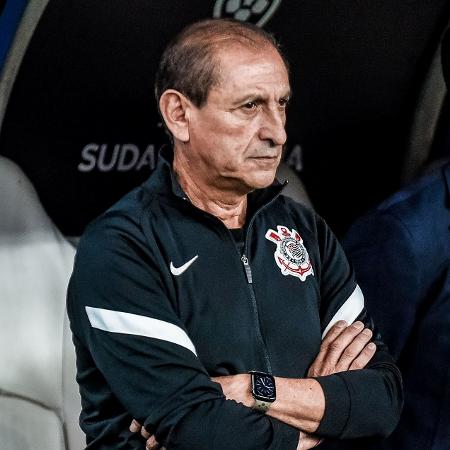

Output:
xmin=67 ymin=215 xmax=299 ymax=450
xmin=311 ymin=216 xmax=403 ymax=439
xmin=342 ymin=210 xmax=425 ymax=359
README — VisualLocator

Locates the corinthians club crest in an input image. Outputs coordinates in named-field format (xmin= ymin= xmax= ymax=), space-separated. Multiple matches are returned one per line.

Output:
xmin=265 ymin=225 xmax=314 ymax=281
xmin=213 ymin=0 xmax=282 ymax=27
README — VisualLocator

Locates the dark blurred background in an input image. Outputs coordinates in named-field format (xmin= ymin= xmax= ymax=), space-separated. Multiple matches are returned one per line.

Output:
xmin=1 ymin=0 xmax=449 ymax=238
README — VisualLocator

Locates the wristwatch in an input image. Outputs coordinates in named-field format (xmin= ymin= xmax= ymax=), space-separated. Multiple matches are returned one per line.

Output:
xmin=249 ymin=371 xmax=276 ymax=413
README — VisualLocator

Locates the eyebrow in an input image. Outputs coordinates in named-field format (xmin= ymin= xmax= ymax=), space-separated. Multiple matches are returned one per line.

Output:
xmin=231 ymin=89 xmax=292 ymax=106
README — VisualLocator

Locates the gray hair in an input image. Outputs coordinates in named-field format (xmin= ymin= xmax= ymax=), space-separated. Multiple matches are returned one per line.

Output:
xmin=154 ymin=18 xmax=289 ymax=109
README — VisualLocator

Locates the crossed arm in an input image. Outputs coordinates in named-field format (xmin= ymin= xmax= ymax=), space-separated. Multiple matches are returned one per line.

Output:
xmin=71 ymin=217 xmax=402 ymax=449
xmin=132 ymin=319 xmax=378 ymax=450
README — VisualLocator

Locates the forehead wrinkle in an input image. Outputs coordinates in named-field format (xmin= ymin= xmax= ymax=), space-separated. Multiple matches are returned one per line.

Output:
xmin=216 ymin=69 xmax=289 ymax=100
xmin=218 ymin=69 xmax=291 ymax=98
xmin=213 ymin=40 xmax=285 ymax=84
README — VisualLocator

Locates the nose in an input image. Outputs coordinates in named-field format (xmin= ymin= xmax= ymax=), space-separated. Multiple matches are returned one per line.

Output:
xmin=258 ymin=107 xmax=287 ymax=147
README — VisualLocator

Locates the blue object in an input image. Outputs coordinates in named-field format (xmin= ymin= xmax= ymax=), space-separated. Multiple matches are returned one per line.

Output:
xmin=343 ymin=161 xmax=450 ymax=450
xmin=0 ymin=0 xmax=28 ymax=73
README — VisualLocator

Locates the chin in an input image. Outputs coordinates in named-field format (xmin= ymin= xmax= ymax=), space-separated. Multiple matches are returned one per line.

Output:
xmin=246 ymin=172 xmax=277 ymax=190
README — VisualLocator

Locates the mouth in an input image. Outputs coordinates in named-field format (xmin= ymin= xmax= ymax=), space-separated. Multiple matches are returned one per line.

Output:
xmin=252 ymin=155 xmax=278 ymax=159
xmin=248 ymin=155 xmax=280 ymax=168
xmin=249 ymin=154 xmax=279 ymax=162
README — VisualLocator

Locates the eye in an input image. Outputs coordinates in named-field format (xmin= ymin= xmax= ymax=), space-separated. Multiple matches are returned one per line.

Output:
xmin=242 ymin=101 xmax=258 ymax=110
xmin=278 ymin=97 xmax=290 ymax=108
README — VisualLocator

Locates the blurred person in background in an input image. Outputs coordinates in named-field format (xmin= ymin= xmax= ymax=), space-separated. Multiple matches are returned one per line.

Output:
xmin=342 ymin=27 xmax=450 ymax=450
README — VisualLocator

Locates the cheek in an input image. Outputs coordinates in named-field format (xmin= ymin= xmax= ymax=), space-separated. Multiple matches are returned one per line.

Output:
xmin=224 ymin=138 xmax=255 ymax=170
xmin=212 ymin=130 xmax=254 ymax=163
xmin=226 ymin=127 xmax=258 ymax=154
xmin=191 ymin=115 xmax=257 ymax=169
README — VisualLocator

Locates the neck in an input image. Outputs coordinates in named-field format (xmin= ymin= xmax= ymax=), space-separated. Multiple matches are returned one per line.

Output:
xmin=173 ymin=150 xmax=247 ymax=229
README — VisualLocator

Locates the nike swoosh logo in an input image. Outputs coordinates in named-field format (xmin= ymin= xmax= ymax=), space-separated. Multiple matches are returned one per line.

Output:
xmin=170 ymin=255 xmax=199 ymax=276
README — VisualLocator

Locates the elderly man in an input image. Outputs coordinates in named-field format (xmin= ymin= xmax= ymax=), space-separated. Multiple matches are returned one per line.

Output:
xmin=67 ymin=18 xmax=402 ymax=449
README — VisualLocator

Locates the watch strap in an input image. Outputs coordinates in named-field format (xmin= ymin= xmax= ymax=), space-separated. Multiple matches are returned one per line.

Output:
xmin=252 ymin=398 xmax=272 ymax=413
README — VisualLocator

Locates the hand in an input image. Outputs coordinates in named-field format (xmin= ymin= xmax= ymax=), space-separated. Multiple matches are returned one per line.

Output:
xmin=297 ymin=431 xmax=324 ymax=449
xmin=129 ymin=322 xmax=374 ymax=448
xmin=308 ymin=320 xmax=376 ymax=377
xmin=129 ymin=420 xmax=165 ymax=450
xmin=211 ymin=373 xmax=253 ymax=407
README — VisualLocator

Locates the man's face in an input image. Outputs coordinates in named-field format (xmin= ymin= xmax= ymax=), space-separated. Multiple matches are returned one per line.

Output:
xmin=185 ymin=43 xmax=290 ymax=194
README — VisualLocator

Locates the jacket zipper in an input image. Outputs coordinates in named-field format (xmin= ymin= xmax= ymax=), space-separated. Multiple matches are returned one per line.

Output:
xmin=240 ymin=253 xmax=272 ymax=373
xmin=183 ymin=185 xmax=285 ymax=375
xmin=239 ymin=189 xmax=285 ymax=374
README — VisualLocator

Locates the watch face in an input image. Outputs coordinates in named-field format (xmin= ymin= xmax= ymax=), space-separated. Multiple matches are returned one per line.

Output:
xmin=253 ymin=372 xmax=276 ymax=401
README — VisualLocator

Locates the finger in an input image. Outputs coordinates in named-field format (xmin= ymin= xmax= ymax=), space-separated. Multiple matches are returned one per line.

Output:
xmin=321 ymin=321 xmax=366 ymax=367
xmin=321 ymin=320 xmax=348 ymax=345
xmin=146 ymin=435 xmax=159 ymax=450
xmin=335 ymin=327 xmax=373 ymax=372
xmin=298 ymin=431 xmax=323 ymax=450
xmin=129 ymin=419 xmax=141 ymax=433
xmin=141 ymin=426 xmax=151 ymax=440
xmin=309 ymin=321 xmax=347 ymax=374
xmin=349 ymin=342 xmax=377 ymax=370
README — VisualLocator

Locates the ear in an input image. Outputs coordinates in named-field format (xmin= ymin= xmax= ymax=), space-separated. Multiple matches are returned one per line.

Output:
xmin=159 ymin=90 xmax=191 ymax=142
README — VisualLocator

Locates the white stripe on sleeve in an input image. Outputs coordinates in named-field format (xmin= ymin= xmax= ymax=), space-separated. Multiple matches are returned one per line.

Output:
xmin=321 ymin=285 xmax=365 ymax=339
xmin=85 ymin=306 xmax=197 ymax=356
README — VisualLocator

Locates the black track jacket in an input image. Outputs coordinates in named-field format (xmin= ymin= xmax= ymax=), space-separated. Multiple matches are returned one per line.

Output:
xmin=67 ymin=147 xmax=403 ymax=449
